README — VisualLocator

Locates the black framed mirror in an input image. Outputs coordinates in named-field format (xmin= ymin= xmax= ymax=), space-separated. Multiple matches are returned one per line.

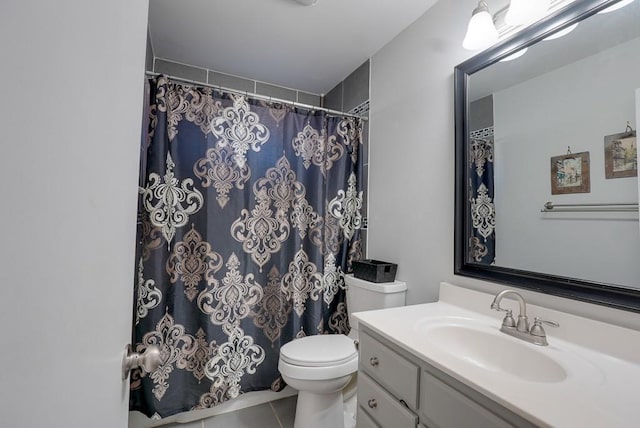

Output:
xmin=455 ymin=0 xmax=640 ymax=312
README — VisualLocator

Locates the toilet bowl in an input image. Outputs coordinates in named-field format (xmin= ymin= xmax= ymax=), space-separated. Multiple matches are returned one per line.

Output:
xmin=278 ymin=275 xmax=407 ymax=428
xmin=279 ymin=334 xmax=358 ymax=428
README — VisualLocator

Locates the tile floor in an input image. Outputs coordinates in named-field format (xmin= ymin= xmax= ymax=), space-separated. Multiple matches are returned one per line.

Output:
xmin=162 ymin=395 xmax=297 ymax=428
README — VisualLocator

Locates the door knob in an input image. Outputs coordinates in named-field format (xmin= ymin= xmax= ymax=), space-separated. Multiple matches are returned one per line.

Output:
xmin=122 ymin=344 xmax=161 ymax=380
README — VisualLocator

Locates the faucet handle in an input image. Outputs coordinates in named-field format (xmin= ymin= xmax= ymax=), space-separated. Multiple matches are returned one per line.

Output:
xmin=530 ymin=316 xmax=559 ymax=337
xmin=501 ymin=309 xmax=516 ymax=328
xmin=491 ymin=301 xmax=517 ymax=328
xmin=534 ymin=317 xmax=559 ymax=327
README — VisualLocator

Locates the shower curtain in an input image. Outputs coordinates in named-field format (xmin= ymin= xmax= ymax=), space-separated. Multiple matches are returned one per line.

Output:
xmin=130 ymin=76 xmax=364 ymax=419
xmin=468 ymin=127 xmax=496 ymax=265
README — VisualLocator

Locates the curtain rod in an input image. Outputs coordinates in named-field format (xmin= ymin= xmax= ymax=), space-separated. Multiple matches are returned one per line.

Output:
xmin=144 ymin=71 xmax=368 ymax=121
xmin=541 ymin=201 xmax=639 ymax=213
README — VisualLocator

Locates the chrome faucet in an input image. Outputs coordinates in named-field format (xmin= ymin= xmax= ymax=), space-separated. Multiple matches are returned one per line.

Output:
xmin=491 ymin=289 xmax=529 ymax=333
xmin=490 ymin=290 xmax=559 ymax=346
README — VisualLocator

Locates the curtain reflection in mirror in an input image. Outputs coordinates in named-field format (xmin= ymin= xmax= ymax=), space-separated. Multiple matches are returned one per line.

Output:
xmin=468 ymin=95 xmax=496 ymax=265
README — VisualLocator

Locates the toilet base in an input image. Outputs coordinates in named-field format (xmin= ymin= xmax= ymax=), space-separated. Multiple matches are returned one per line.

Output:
xmin=294 ymin=389 xmax=344 ymax=428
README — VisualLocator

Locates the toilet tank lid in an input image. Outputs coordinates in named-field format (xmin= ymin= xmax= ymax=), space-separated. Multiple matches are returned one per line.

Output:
xmin=344 ymin=274 xmax=407 ymax=293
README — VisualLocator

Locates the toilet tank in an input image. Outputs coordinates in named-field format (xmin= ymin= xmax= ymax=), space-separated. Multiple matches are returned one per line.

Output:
xmin=344 ymin=274 xmax=407 ymax=337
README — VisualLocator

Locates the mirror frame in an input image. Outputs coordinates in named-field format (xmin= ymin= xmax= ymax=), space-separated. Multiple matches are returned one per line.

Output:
xmin=454 ymin=0 xmax=640 ymax=313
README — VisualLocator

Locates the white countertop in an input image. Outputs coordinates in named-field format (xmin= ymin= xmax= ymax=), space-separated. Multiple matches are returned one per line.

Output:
xmin=353 ymin=282 xmax=640 ymax=427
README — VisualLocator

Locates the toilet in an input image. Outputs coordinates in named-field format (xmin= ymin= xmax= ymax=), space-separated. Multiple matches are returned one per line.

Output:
xmin=278 ymin=274 xmax=407 ymax=428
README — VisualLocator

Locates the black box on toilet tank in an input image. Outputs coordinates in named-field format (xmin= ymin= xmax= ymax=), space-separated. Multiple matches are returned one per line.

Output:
xmin=352 ymin=259 xmax=397 ymax=283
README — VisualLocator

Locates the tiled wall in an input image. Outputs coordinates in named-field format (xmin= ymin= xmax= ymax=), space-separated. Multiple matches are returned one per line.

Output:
xmin=145 ymin=29 xmax=154 ymax=73
xmin=324 ymin=60 xmax=370 ymax=114
xmin=469 ymin=95 xmax=493 ymax=132
xmin=325 ymin=60 xmax=371 ymax=253
xmin=150 ymin=58 xmax=322 ymax=107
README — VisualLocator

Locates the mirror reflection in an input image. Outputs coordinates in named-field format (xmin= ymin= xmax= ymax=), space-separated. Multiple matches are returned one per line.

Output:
xmin=466 ymin=0 xmax=640 ymax=290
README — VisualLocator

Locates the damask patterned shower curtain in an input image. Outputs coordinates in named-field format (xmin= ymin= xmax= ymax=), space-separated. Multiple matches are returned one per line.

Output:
xmin=130 ymin=76 xmax=364 ymax=419
xmin=468 ymin=127 xmax=496 ymax=265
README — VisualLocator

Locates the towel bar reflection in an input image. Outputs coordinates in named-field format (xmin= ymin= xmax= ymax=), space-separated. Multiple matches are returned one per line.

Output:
xmin=541 ymin=201 xmax=639 ymax=212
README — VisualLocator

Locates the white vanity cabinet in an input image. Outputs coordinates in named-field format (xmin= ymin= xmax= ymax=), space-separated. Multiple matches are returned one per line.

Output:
xmin=357 ymin=326 xmax=535 ymax=428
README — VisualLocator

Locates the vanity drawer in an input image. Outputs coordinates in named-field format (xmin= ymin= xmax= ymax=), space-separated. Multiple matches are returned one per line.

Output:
xmin=419 ymin=370 xmax=512 ymax=428
xmin=358 ymin=372 xmax=418 ymax=428
xmin=356 ymin=405 xmax=380 ymax=428
xmin=359 ymin=331 xmax=419 ymax=409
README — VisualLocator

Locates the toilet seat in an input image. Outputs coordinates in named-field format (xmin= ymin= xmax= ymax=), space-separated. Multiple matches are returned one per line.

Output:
xmin=279 ymin=334 xmax=359 ymax=380
xmin=280 ymin=334 xmax=357 ymax=367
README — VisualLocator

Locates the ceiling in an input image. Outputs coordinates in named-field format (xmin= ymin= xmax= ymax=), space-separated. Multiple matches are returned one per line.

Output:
xmin=148 ymin=0 xmax=440 ymax=95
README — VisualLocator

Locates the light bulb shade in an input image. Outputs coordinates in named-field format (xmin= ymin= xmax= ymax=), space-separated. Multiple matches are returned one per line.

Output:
xmin=505 ymin=0 xmax=551 ymax=26
xmin=462 ymin=2 xmax=499 ymax=50
xmin=499 ymin=47 xmax=528 ymax=62
xmin=543 ymin=22 xmax=579 ymax=41
xmin=598 ymin=0 xmax=635 ymax=14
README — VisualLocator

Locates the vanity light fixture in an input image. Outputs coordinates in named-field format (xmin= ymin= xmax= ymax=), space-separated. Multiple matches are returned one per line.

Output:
xmin=505 ymin=0 xmax=551 ymax=25
xmin=463 ymin=0 xmax=583 ymax=50
xmin=598 ymin=0 xmax=635 ymax=13
xmin=462 ymin=1 xmax=499 ymax=51
xmin=462 ymin=0 xmax=633 ymax=51
xmin=463 ymin=0 xmax=552 ymax=50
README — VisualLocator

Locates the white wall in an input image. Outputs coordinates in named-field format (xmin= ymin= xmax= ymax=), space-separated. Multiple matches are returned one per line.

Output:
xmin=0 ymin=1 xmax=148 ymax=426
xmin=368 ymin=0 xmax=640 ymax=330
xmin=369 ymin=0 xmax=477 ymax=305
xmin=494 ymin=37 xmax=640 ymax=288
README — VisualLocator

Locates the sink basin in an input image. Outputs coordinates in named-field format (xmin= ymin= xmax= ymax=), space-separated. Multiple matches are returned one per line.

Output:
xmin=425 ymin=324 xmax=567 ymax=383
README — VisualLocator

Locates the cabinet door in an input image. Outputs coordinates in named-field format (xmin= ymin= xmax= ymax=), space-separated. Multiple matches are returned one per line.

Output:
xmin=359 ymin=372 xmax=418 ymax=428
xmin=360 ymin=331 xmax=419 ymax=409
xmin=420 ymin=370 xmax=513 ymax=428
xmin=357 ymin=406 xmax=381 ymax=428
